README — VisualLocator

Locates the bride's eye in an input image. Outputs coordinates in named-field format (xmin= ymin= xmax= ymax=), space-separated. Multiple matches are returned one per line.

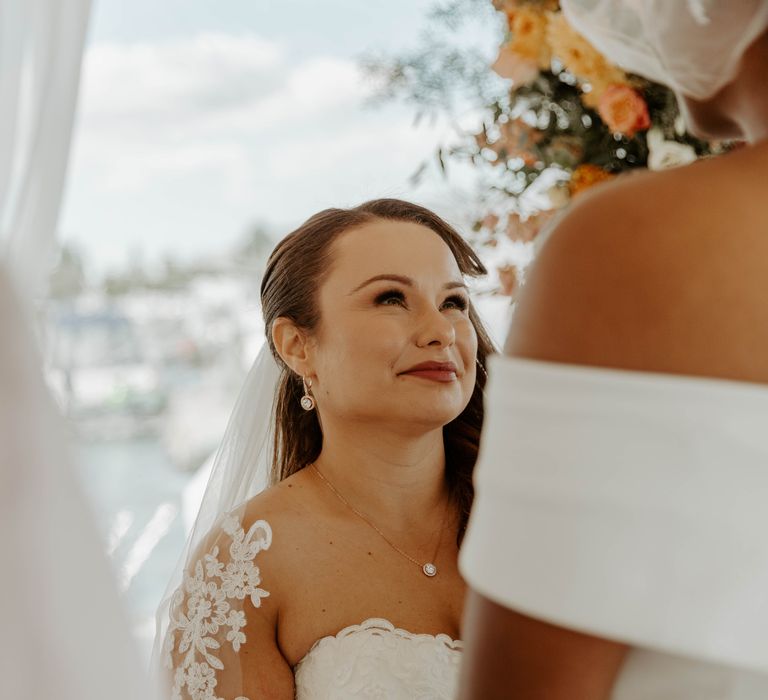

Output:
xmin=374 ymin=289 xmax=407 ymax=307
xmin=441 ymin=294 xmax=468 ymax=312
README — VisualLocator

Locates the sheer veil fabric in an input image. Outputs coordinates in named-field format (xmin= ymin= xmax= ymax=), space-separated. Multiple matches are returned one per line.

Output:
xmin=559 ymin=0 xmax=768 ymax=100
xmin=152 ymin=344 xmax=282 ymax=697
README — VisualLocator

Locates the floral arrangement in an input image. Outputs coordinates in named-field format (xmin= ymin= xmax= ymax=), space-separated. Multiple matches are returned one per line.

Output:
xmin=466 ymin=0 xmax=728 ymax=294
xmin=365 ymin=0 xmax=729 ymax=296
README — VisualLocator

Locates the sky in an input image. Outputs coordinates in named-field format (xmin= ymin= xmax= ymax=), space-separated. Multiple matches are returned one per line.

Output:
xmin=60 ymin=0 xmax=499 ymax=279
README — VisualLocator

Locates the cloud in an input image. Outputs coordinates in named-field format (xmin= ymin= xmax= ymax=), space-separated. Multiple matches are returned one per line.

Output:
xmin=80 ymin=35 xmax=284 ymax=126
xmin=62 ymin=32 xmax=473 ymax=273
xmin=78 ymin=34 xmax=368 ymax=138
xmin=69 ymin=34 xmax=384 ymax=196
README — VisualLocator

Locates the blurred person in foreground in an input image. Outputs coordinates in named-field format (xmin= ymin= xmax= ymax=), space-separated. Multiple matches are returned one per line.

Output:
xmin=459 ymin=1 xmax=768 ymax=698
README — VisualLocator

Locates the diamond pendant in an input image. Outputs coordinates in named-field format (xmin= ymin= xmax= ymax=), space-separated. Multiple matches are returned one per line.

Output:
xmin=422 ymin=563 xmax=437 ymax=577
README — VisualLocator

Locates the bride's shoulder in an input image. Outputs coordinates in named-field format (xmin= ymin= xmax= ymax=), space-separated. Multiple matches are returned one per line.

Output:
xmin=164 ymin=477 xmax=302 ymax=698
xmin=509 ymin=156 xmax=768 ymax=381
xmin=230 ymin=469 xmax=321 ymax=570
xmin=239 ymin=468 xmax=317 ymax=536
xmin=177 ymin=471 xmax=316 ymax=625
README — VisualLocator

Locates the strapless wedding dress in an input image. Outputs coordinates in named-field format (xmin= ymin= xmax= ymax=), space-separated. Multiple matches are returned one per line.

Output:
xmin=162 ymin=513 xmax=461 ymax=700
xmin=462 ymin=355 xmax=768 ymax=698
xmin=294 ymin=617 xmax=462 ymax=699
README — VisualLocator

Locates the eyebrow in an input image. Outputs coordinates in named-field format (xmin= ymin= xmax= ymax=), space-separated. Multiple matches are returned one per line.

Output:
xmin=349 ymin=274 xmax=467 ymax=294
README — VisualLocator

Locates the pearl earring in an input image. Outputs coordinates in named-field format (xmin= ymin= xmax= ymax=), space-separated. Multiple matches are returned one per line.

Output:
xmin=300 ymin=376 xmax=316 ymax=411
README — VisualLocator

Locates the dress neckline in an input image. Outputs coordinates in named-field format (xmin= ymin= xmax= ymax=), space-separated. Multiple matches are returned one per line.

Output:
xmin=295 ymin=617 xmax=463 ymax=668
xmin=493 ymin=355 xmax=768 ymax=398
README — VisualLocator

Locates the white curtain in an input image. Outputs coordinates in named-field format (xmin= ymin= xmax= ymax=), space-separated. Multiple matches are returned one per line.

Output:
xmin=0 ymin=0 xmax=88 ymax=300
xmin=0 ymin=1 xmax=153 ymax=697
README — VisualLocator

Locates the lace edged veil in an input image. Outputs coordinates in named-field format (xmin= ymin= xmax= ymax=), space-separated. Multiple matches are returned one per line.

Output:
xmin=151 ymin=343 xmax=282 ymax=699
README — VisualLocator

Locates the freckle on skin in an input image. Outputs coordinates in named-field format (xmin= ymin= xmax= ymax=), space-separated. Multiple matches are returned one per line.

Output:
xmin=329 ymin=541 xmax=333 ymax=545
xmin=368 ymin=552 xmax=372 ymax=556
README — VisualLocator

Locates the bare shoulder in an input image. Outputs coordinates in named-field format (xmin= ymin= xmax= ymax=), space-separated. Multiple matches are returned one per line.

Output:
xmin=163 ymin=475 xmax=306 ymax=699
xmin=240 ymin=469 xmax=317 ymax=530
xmin=185 ymin=470 xmax=318 ymax=620
xmin=237 ymin=468 xmax=320 ymax=569
xmin=508 ymin=150 xmax=768 ymax=383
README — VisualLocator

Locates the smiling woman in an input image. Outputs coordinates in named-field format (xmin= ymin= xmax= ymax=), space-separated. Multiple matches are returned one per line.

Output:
xmin=154 ymin=199 xmax=495 ymax=699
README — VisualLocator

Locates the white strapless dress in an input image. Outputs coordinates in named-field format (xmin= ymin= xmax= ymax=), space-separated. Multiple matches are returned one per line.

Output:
xmin=461 ymin=355 xmax=768 ymax=698
xmin=293 ymin=617 xmax=462 ymax=699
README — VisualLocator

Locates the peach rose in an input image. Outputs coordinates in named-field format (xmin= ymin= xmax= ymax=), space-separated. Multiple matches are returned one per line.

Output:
xmin=598 ymin=84 xmax=651 ymax=138
xmin=492 ymin=44 xmax=539 ymax=87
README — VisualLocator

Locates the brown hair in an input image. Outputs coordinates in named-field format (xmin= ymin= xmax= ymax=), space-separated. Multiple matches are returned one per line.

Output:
xmin=260 ymin=198 xmax=495 ymax=542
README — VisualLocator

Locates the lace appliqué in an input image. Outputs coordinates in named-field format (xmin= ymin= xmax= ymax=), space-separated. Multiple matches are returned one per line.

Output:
xmin=294 ymin=618 xmax=463 ymax=700
xmin=164 ymin=516 xmax=272 ymax=700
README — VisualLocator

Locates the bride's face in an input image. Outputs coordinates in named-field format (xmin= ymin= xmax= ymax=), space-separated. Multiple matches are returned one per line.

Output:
xmin=307 ymin=219 xmax=478 ymax=430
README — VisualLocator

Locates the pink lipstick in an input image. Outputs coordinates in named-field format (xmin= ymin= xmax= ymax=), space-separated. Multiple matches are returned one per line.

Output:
xmin=400 ymin=361 xmax=458 ymax=383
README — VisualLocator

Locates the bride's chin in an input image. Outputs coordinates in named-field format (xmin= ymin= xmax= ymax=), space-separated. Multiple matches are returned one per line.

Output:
xmin=394 ymin=402 xmax=465 ymax=428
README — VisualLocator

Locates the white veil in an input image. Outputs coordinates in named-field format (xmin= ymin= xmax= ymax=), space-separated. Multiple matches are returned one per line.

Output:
xmin=151 ymin=342 xmax=283 ymax=698
xmin=560 ymin=0 xmax=768 ymax=100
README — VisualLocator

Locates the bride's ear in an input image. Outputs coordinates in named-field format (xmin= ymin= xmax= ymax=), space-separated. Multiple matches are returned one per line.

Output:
xmin=271 ymin=316 xmax=314 ymax=377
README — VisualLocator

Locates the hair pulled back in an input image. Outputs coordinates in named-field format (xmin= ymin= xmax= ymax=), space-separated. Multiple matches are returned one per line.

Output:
xmin=260 ymin=198 xmax=495 ymax=541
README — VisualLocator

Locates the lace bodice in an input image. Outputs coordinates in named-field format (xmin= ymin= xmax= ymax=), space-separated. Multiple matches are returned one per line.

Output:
xmin=162 ymin=514 xmax=462 ymax=699
xmin=294 ymin=617 xmax=462 ymax=699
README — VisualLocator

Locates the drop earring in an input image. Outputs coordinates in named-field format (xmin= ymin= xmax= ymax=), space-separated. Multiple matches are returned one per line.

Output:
xmin=300 ymin=376 xmax=316 ymax=411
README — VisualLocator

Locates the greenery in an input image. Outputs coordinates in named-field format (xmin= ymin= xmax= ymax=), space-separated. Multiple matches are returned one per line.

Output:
xmin=364 ymin=0 xmax=729 ymax=289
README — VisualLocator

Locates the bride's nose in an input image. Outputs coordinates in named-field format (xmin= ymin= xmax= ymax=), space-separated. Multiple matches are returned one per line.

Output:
xmin=414 ymin=306 xmax=456 ymax=348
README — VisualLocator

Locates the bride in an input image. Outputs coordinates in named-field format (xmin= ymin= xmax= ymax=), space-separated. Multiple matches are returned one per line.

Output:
xmin=155 ymin=198 xmax=494 ymax=699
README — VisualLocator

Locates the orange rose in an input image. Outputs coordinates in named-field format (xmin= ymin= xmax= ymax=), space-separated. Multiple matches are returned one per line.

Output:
xmin=568 ymin=164 xmax=615 ymax=197
xmin=492 ymin=44 xmax=539 ymax=87
xmin=546 ymin=12 xmax=627 ymax=106
xmin=598 ymin=84 xmax=651 ymax=138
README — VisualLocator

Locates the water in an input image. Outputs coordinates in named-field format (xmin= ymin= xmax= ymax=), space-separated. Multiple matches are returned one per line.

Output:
xmin=75 ymin=436 xmax=195 ymax=662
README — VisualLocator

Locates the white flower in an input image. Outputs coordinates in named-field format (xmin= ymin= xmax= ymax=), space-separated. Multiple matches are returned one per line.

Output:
xmin=647 ymin=127 xmax=697 ymax=171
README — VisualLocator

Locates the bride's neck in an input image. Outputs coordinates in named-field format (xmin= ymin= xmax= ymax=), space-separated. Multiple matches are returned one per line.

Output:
xmin=311 ymin=423 xmax=449 ymax=530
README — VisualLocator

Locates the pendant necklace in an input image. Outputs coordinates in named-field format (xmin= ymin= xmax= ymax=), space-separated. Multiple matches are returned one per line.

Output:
xmin=311 ymin=463 xmax=449 ymax=578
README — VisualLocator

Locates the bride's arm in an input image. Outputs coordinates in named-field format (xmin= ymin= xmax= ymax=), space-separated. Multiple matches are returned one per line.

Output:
xmin=459 ymin=591 xmax=627 ymax=699
xmin=163 ymin=515 xmax=295 ymax=699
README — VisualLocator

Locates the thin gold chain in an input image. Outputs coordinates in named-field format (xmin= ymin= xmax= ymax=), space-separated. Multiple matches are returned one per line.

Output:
xmin=310 ymin=463 xmax=449 ymax=571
